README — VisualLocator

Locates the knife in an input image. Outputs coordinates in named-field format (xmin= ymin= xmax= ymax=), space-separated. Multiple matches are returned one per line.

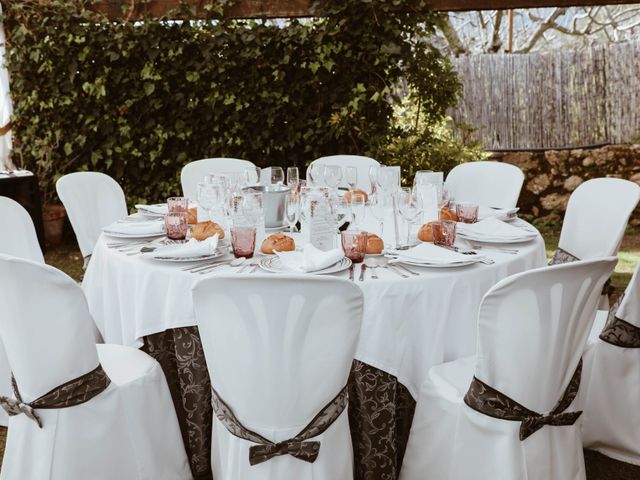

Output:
xmin=359 ymin=263 xmax=367 ymax=281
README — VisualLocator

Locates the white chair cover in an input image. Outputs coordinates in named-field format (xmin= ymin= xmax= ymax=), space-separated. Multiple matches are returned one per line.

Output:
xmin=193 ymin=274 xmax=363 ymax=480
xmin=400 ymin=257 xmax=617 ymax=480
xmin=308 ymin=155 xmax=380 ymax=192
xmin=0 ymin=255 xmax=192 ymax=480
xmin=580 ymin=263 xmax=640 ymax=465
xmin=0 ymin=196 xmax=44 ymax=426
xmin=557 ymin=177 xmax=640 ymax=260
xmin=181 ymin=158 xmax=255 ymax=200
xmin=444 ymin=161 xmax=524 ymax=208
xmin=56 ymin=172 xmax=128 ymax=259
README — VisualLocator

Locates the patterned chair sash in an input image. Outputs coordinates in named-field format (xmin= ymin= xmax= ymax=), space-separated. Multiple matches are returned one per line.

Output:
xmin=599 ymin=294 xmax=640 ymax=348
xmin=0 ymin=365 xmax=111 ymax=428
xmin=464 ymin=360 xmax=583 ymax=441
xmin=549 ymin=248 xmax=613 ymax=297
xmin=211 ymin=384 xmax=348 ymax=466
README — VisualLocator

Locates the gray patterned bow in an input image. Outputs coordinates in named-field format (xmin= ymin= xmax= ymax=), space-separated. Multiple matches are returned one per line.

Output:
xmin=0 ymin=394 xmax=43 ymax=428
xmin=249 ymin=440 xmax=321 ymax=465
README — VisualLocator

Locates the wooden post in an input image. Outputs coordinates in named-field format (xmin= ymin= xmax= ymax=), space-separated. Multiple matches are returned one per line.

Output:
xmin=508 ymin=9 xmax=514 ymax=52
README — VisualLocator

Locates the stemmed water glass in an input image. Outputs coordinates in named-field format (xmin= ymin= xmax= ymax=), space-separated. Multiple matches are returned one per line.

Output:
xmin=376 ymin=166 xmax=400 ymax=194
xmin=285 ymin=193 xmax=300 ymax=233
xmin=270 ymin=167 xmax=285 ymax=185
xmin=349 ymin=192 xmax=366 ymax=230
xmin=323 ymin=165 xmax=343 ymax=194
xmin=398 ymin=187 xmax=422 ymax=247
xmin=287 ymin=167 xmax=300 ymax=193
xmin=370 ymin=192 xmax=388 ymax=236
xmin=369 ymin=165 xmax=379 ymax=195
xmin=345 ymin=167 xmax=358 ymax=191
xmin=197 ymin=182 xmax=223 ymax=222
xmin=307 ymin=163 xmax=322 ymax=187
xmin=243 ymin=167 xmax=261 ymax=187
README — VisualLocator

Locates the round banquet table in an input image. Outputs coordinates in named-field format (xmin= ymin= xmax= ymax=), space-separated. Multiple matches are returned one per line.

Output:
xmin=82 ymin=217 xmax=547 ymax=480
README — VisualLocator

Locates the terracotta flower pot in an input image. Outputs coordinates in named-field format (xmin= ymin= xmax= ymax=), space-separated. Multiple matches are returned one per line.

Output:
xmin=42 ymin=204 xmax=66 ymax=246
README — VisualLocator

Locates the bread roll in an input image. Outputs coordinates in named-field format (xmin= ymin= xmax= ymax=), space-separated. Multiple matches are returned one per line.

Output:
xmin=261 ymin=233 xmax=296 ymax=254
xmin=439 ymin=207 xmax=457 ymax=222
xmin=188 ymin=207 xmax=198 ymax=225
xmin=344 ymin=189 xmax=369 ymax=203
xmin=366 ymin=233 xmax=384 ymax=254
xmin=418 ymin=223 xmax=434 ymax=243
xmin=191 ymin=221 xmax=225 ymax=241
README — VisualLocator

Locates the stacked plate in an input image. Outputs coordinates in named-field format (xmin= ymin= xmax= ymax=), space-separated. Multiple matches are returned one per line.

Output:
xmin=388 ymin=243 xmax=485 ymax=268
xmin=103 ymin=219 xmax=165 ymax=239
xmin=135 ymin=203 xmax=168 ymax=218
xmin=143 ymin=236 xmax=230 ymax=263
xmin=457 ymin=217 xmax=537 ymax=244
xmin=478 ymin=206 xmax=519 ymax=222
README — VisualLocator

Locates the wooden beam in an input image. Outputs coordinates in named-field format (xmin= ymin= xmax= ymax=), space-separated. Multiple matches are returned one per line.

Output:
xmin=89 ymin=0 xmax=640 ymax=19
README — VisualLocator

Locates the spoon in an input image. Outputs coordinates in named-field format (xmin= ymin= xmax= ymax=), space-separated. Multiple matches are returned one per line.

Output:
xmin=198 ymin=257 xmax=246 ymax=275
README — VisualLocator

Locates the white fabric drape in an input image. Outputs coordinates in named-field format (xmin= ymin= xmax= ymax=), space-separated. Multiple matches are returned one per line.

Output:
xmin=0 ymin=3 xmax=14 ymax=171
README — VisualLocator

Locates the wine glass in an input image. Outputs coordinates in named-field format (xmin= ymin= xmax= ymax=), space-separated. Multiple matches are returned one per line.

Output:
xmin=345 ymin=166 xmax=358 ymax=191
xmin=243 ymin=167 xmax=261 ymax=187
xmin=377 ymin=166 xmax=401 ymax=194
xmin=197 ymin=182 xmax=223 ymax=222
xmin=270 ymin=167 xmax=285 ymax=185
xmin=369 ymin=165 xmax=379 ymax=195
xmin=398 ymin=187 xmax=422 ymax=247
xmin=349 ymin=193 xmax=366 ymax=230
xmin=370 ymin=192 xmax=388 ymax=236
xmin=241 ymin=192 xmax=264 ymax=227
xmin=287 ymin=167 xmax=300 ymax=193
xmin=285 ymin=193 xmax=300 ymax=233
xmin=323 ymin=165 xmax=342 ymax=194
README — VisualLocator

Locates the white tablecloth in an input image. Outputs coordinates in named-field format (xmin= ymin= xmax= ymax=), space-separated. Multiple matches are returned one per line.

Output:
xmin=83 ymin=217 xmax=546 ymax=398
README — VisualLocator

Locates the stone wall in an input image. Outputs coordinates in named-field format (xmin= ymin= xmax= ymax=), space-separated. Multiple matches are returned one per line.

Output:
xmin=489 ymin=144 xmax=640 ymax=227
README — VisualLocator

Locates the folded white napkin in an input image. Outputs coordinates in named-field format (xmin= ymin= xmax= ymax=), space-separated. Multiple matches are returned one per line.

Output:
xmin=145 ymin=235 xmax=219 ymax=259
xmin=276 ymin=244 xmax=344 ymax=273
xmin=457 ymin=217 xmax=537 ymax=240
xmin=389 ymin=243 xmax=473 ymax=265
xmin=135 ymin=203 xmax=168 ymax=215
xmin=103 ymin=220 xmax=165 ymax=236
xmin=478 ymin=206 xmax=519 ymax=221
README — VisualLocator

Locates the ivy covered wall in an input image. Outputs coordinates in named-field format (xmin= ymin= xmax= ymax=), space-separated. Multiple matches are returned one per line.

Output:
xmin=3 ymin=0 xmax=461 ymax=204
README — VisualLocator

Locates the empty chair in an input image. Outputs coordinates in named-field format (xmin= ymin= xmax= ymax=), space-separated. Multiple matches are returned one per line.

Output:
xmin=0 ymin=196 xmax=44 ymax=263
xmin=56 ymin=172 xmax=127 ymax=262
xmin=308 ymin=155 xmax=380 ymax=192
xmin=400 ymin=258 xmax=616 ymax=480
xmin=193 ymin=274 xmax=363 ymax=480
xmin=0 ymin=255 xmax=192 ymax=480
xmin=551 ymin=178 xmax=640 ymax=261
xmin=0 ymin=196 xmax=44 ymax=427
xmin=444 ymin=161 xmax=524 ymax=208
xmin=580 ymin=263 xmax=640 ymax=465
xmin=181 ymin=158 xmax=255 ymax=200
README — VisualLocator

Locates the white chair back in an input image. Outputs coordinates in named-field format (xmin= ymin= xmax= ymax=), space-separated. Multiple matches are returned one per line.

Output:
xmin=558 ymin=178 xmax=640 ymax=260
xmin=181 ymin=158 xmax=255 ymax=200
xmin=614 ymin=263 xmax=640 ymax=328
xmin=445 ymin=161 xmax=524 ymax=208
xmin=193 ymin=274 xmax=362 ymax=428
xmin=475 ymin=257 xmax=616 ymax=414
xmin=0 ymin=196 xmax=43 ymax=263
xmin=56 ymin=172 xmax=127 ymax=258
xmin=309 ymin=155 xmax=380 ymax=192
xmin=0 ymin=254 xmax=99 ymax=401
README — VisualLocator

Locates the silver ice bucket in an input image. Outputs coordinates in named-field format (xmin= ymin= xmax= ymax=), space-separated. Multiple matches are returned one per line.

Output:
xmin=242 ymin=185 xmax=291 ymax=228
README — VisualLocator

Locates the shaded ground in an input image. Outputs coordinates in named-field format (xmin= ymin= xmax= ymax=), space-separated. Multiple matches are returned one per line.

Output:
xmin=2 ymin=224 xmax=638 ymax=477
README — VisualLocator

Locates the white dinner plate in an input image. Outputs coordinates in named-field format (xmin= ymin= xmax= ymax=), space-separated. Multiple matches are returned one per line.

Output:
xmin=103 ymin=230 xmax=165 ymax=239
xmin=136 ymin=204 xmax=167 ymax=218
xmin=259 ymin=256 xmax=352 ymax=275
xmin=146 ymin=239 xmax=230 ymax=262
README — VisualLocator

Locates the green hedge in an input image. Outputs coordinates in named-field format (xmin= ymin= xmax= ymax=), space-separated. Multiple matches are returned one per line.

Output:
xmin=3 ymin=0 xmax=461 ymax=204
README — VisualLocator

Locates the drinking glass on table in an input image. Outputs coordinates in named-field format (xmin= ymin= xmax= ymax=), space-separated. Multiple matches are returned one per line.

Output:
xmin=398 ymin=187 xmax=422 ymax=246
xmin=376 ymin=166 xmax=401 ymax=194
xmin=164 ymin=212 xmax=188 ymax=240
xmin=322 ymin=165 xmax=343 ymax=194
xmin=345 ymin=166 xmax=358 ymax=191
xmin=285 ymin=193 xmax=300 ymax=233
xmin=433 ymin=220 xmax=457 ymax=247
xmin=307 ymin=163 xmax=323 ymax=187
xmin=341 ymin=231 xmax=368 ymax=263
xmin=370 ymin=192 xmax=389 ymax=236
xmin=349 ymin=192 xmax=366 ymax=230
xmin=369 ymin=165 xmax=379 ymax=195
xmin=167 ymin=197 xmax=188 ymax=213
xmin=287 ymin=167 xmax=300 ymax=193
xmin=197 ymin=182 xmax=223 ymax=222
xmin=456 ymin=202 xmax=479 ymax=224
xmin=230 ymin=225 xmax=256 ymax=258
xmin=241 ymin=191 xmax=264 ymax=228
xmin=243 ymin=167 xmax=262 ymax=187
xmin=270 ymin=166 xmax=285 ymax=185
